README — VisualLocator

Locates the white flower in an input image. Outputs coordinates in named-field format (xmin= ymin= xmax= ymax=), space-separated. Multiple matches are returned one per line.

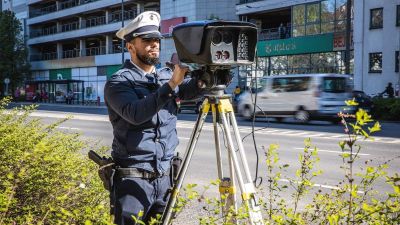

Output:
xmin=79 ymin=183 xmax=86 ymax=189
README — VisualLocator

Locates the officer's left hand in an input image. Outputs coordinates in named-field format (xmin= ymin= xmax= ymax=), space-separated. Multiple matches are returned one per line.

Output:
xmin=168 ymin=64 xmax=189 ymax=89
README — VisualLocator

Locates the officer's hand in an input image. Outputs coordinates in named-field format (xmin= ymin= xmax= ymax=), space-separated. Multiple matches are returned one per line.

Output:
xmin=168 ymin=64 xmax=189 ymax=89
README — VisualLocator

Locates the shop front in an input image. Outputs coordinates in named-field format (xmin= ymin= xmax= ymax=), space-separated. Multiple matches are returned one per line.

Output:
xmin=238 ymin=33 xmax=353 ymax=88
xmin=25 ymin=79 xmax=84 ymax=104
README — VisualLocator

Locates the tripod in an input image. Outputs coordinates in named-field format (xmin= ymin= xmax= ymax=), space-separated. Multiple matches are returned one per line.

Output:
xmin=162 ymin=94 xmax=264 ymax=225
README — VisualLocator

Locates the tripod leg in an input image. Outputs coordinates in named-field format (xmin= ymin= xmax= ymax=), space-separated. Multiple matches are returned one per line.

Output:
xmin=212 ymin=104 xmax=223 ymax=179
xmin=212 ymin=104 xmax=238 ymax=223
xmin=218 ymin=99 xmax=264 ymax=225
xmin=161 ymin=99 xmax=210 ymax=225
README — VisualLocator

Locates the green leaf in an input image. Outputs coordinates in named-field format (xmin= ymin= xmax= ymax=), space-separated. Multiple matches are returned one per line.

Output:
xmin=345 ymin=98 xmax=359 ymax=106
xmin=368 ymin=121 xmax=381 ymax=133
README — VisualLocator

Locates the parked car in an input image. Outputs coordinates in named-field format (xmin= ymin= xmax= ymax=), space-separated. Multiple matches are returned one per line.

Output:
xmin=352 ymin=90 xmax=374 ymax=112
xmin=237 ymin=74 xmax=355 ymax=123
xmin=176 ymin=97 xmax=204 ymax=114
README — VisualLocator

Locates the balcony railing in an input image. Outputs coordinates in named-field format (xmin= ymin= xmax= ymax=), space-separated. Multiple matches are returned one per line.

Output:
xmin=61 ymin=21 xmax=80 ymax=32
xmin=85 ymin=16 xmax=106 ymax=28
xmin=30 ymin=0 xmax=100 ymax=18
xmin=30 ymin=52 xmax=57 ymax=61
xmin=238 ymin=0 xmax=264 ymax=4
xmin=259 ymin=26 xmax=291 ymax=41
xmin=84 ymin=46 xmax=106 ymax=56
xmin=59 ymin=0 xmax=80 ymax=10
xmin=30 ymin=26 xmax=58 ymax=38
xmin=110 ymin=44 xmax=124 ymax=54
xmin=109 ymin=10 xmax=138 ymax=23
xmin=63 ymin=49 xmax=80 ymax=58
xmin=30 ymin=4 xmax=57 ymax=17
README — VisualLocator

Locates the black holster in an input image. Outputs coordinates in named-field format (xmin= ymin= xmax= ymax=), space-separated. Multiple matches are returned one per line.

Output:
xmin=170 ymin=153 xmax=183 ymax=185
xmin=88 ymin=150 xmax=115 ymax=191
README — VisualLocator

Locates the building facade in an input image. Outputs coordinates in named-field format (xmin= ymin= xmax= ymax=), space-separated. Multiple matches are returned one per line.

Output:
xmin=236 ymin=0 xmax=354 ymax=89
xmin=21 ymin=0 xmax=159 ymax=104
xmin=2 ymin=0 xmax=239 ymax=103
xmin=353 ymin=0 xmax=400 ymax=96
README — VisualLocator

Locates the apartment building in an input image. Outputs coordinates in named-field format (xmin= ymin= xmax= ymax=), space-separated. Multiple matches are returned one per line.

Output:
xmin=353 ymin=0 xmax=400 ymax=96
xmin=236 ymin=0 xmax=354 ymax=89
xmin=2 ymin=0 xmax=237 ymax=103
xmin=23 ymin=0 xmax=159 ymax=104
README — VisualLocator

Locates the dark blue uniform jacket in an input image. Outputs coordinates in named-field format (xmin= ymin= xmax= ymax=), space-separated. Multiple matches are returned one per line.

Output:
xmin=104 ymin=60 xmax=201 ymax=174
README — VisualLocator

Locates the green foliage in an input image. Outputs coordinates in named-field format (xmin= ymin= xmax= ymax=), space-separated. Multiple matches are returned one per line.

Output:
xmin=169 ymin=106 xmax=399 ymax=224
xmin=371 ymin=98 xmax=400 ymax=121
xmin=0 ymin=10 xmax=30 ymax=94
xmin=0 ymin=98 xmax=111 ymax=224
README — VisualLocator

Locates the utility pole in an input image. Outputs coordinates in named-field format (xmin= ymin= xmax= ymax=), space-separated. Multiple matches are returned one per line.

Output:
xmin=345 ymin=0 xmax=352 ymax=74
xmin=121 ymin=0 xmax=125 ymax=64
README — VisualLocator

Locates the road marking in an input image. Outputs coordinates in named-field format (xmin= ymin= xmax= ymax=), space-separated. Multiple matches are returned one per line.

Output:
xmin=179 ymin=137 xmax=190 ymax=140
xmin=26 ymin=112 xmax=400 ymax=145
xmin=58 ymin=126 xmax=80 ymax=130
xmin=294 ymin=147 xmax=370 ymax=156
xmin=279 ymin=178 xmax=364 ymax=194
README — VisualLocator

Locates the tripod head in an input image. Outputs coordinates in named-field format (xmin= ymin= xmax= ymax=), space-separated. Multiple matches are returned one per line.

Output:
xmin=172 ymin=20 xmax=258 ymax=95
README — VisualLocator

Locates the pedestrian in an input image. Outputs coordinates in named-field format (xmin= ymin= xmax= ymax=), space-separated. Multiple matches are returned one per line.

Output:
xmin=66 ymin=90 xmax=74 ymax=104
xmin=233 ymin=85 xmax=241 ymax=102
xmin=104 ymin=11 xmax=204 ymax=224
xmin=278 ymin=23 xmax=285 ymax=39
xmin=381 ymin=82 xmax=394 ymax=98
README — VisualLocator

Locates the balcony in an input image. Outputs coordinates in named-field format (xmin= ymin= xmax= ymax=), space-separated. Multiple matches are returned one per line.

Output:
xmin=109 ymin=10 xmax=137 ymax=24
xmin=28 ymin=0 xmax=118 ymax=25
xmin=63 ymin=49 xmax=80 ymax=59
xmin=238 ymin=0 xmax=264 ymax=4
xmin=30 ymin=26 xmax=58 ymax=38
xmin=259 ymin=26 xmax=291 ymax=41
xmin=85 ymin=46 xmax=106 ymax=56
xmin=85 ymin=16 xmax=106 ymax=28
xmin=30 ymin=52 xmax=57 ymax=61
xmin=61 ymin=21 xmax=80 ymax=32
xmin=30 ymin=0 xmax=101 ymax=18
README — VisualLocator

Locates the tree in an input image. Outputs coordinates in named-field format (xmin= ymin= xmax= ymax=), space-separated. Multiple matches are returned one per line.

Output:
xmin=0 ymin=10 xmax=30 ymax=96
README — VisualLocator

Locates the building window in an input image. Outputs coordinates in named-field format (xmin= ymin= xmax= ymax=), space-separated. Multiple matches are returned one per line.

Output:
xmin=397 ymin=5 xmax=400 ymax=26
xmin=369 ymin=52 xmax=382 ymax=73
xmin=370 ymin=8 xmax=383 ymax=29
xmin=396 ymin=51 xmax=399 ymax=72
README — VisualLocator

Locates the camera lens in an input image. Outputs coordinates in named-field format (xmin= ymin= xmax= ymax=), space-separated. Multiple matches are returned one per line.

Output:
xmin=222 ymin=32 xmax=232 ymax=44
xmin=212 ymin=31 xmax=222 ymax=44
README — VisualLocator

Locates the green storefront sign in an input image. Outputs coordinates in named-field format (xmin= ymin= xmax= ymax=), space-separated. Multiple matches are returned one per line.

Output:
xmin=49 ymin=68 xmax=72 ymax=80
xmin=257 ymin=33 xmax=334 ymax=57
xmin=106 ymin=65 xmax=122 ymax=79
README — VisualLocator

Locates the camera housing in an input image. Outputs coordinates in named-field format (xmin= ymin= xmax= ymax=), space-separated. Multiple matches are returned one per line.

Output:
xmin=172 ymin=21 xmax=257 ymax=66
xmin=172 ymin=21 xmax=257 ymax=94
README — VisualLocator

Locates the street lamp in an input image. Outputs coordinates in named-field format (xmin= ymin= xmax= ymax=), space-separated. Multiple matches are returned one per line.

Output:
xmin=121 ymin=0 xmax=125 ymax=64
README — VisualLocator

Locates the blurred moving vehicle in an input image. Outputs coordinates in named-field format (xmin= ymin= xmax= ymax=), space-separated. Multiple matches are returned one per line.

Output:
xmin=352 ymin=90 xmax=374 ymax=112
xmin=176 ymin=97 xmax=204 ymax=114
xmin=237 ymin=74 xmax=355 ymax=123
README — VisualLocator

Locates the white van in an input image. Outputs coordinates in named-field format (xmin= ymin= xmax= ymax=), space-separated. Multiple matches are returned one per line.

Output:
xmin=237 ymin=74 xmax=355 ymax=122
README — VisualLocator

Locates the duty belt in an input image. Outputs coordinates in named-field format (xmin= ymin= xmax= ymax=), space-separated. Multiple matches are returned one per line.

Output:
xmin=116 ymin=167 xmax=162 ymax=179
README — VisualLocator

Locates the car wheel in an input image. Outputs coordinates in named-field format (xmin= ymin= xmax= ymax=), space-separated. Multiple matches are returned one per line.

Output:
xmin=294 ymin=110 xmax=309 ymax=123
xmin=241 ymin=105 xmax=253 ymax=120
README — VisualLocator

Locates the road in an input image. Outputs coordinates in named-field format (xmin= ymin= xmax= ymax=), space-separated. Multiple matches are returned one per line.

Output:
xmin=19 ymin=103 xmax=400 ymax=222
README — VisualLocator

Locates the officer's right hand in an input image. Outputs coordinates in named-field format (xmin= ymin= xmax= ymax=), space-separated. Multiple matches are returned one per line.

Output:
xmin=168 ymin=64 xmax=189 ymax=89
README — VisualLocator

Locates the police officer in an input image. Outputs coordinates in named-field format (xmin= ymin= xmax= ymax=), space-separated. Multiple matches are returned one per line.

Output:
xmin=104 ymin=11 xmax=202 ymax=225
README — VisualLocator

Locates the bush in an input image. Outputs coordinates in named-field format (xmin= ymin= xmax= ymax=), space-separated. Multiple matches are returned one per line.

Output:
xmin=0 ymin=97 xmax=111 ymax=224
xmin=170 ymin=106 xmax=400 ymax=224
xmin=371 ymin=98 xmax=400 ymax=121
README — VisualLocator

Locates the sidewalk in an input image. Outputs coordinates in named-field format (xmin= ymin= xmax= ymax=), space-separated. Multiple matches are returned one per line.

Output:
xmin=9 ymin=101 xmax=107 ymax=109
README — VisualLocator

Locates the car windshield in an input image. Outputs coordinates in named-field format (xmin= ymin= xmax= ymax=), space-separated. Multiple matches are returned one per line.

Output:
xmin=322 ymin=77 xmax=347 ymax=93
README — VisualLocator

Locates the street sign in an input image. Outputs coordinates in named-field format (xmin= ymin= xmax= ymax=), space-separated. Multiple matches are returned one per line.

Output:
xmin=4 ymin=78 xmax=10 ymax=84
